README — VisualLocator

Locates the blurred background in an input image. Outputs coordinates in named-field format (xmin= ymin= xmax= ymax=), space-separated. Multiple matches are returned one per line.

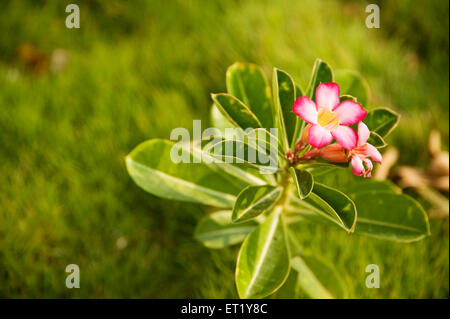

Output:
xmin=0 ymin=0 xmax=448 ymax=298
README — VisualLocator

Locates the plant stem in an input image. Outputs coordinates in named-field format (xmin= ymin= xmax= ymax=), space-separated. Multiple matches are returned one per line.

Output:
xmin=276 ymin=168 xmax=293 ymax=214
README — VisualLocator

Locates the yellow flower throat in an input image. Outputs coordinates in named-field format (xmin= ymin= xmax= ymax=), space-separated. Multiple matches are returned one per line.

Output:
xmin=317 ymin=109 xmax=340 ymax=130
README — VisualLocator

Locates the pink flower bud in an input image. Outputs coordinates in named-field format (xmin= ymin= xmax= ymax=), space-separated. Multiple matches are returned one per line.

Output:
xmin=318 ymin=144 xmax=348 ymax=162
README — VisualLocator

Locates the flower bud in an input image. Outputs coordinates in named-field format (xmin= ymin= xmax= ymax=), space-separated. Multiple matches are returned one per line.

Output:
xmin=319 ymin=144 xmax=348 ymax=162
xmin=293 ymin=124 xmax=312 ymax=153
xmin=301 ymin=149 xmax=321 ymax=160
xmin=301 ymin=124 xmax=311 ymax=144
xmin=285 ymin=149 xmax=294 ymax=163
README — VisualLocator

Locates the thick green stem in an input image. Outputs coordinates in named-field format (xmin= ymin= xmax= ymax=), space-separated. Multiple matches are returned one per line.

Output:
xmin=277 ymin=168 xmax=292 ymax=208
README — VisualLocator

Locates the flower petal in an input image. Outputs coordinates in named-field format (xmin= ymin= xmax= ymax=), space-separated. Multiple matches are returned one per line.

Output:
xmin=351 ymin=156 xmax=365 ymax=176
xmin=331 ymin=125 xmax=357 ymax=150
xmin=357 ymin=122 xmax=370 ymax=146
xmin=308 ymin=124 xmax=333 ymax=149
xmin=316 ymin=83 xmax=340 ymax=111
xmin=366 ymin=143 xmax=382 ymax=162
xmin=292 ymin=97 xmax=318 ymax=124
xmin=333 ymin=100 xmax=367 ymax=125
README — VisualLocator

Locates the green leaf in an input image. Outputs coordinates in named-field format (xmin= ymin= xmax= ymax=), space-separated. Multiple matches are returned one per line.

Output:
xmin=349 ymin=191 xmax=430 ymax=242
xmin=211 ymin=93 xmax=262 ymax=129
xmin=306 ymin=59 xmax=334 ymax=100
xmin=306 ymin=166 xmax=337 ymax=178
xmin=367 ymin=131 xmax=387 ymax=148
xmin=126 ymin=139 xmax=250 ymax=208
xmin=290 ymin=254 xmax=348 ymax=299
xmin=310 ymin=183 xmax=357 ymax=232
xmin=288 ymin=183 xmax=357 ymax=233
xmin=202 ymin=127 xmax=281 ymax=183
xmin=335 ymin=69 xmax=370 ymax=107
xmin=269 ymin=265 xmax=301 ymax=298
xmin=298 ymin=160 xmax=349 ymax=171
xmin=203 ymin=133 xmax=280 ymax=170
xmin=296 ymin=85 xmax=305 ymax=99
xmin=340 ymin=94 xmax=357 ymax=102
xmin=195 ymin=139 xmax=270 ymax=186
xmin=194 ymin=211 xmax=258 ymax=249
xmin=288 ymin=196 xmax=346 ymax=231
xmin=226 ymin=62 xmax=273 ymax=129
xmin=273 ymin=68 xmax=297 ymax=146
xmin=206 ymin=127 xmax=283 ymax=157
xmin=230 ymin=162 xmax=277 ymax=186
xmin=232 ymin=185 xmax=282 ymax=223
xmin=210 ymin=104 xmax=234 ymax=132
xmin=274 ymin=230 xmax=348 ymax=299
xmin=291 ymin=85 xmax=306 ymax=147
xmin=364 ymin=107 xmax=400 ymax=138
xmin=236 ymin=208 xmax=290 ymax=298
xmin=342 ymin=180 xmax=401 ymax=195
xmin=289 ymin=167 xmax=314 ymax=199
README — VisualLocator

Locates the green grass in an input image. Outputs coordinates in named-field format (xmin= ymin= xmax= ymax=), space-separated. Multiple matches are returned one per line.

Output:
xmin=0 ymin=0 xmax=448 ymax=298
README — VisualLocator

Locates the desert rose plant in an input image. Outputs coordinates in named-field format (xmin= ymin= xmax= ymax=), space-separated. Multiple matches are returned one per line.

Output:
xmin=126 ymin=59 xmax=430 ymax=298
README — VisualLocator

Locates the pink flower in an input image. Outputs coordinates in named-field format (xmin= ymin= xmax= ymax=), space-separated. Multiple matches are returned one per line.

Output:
xmin=293 ymin=83 xmax=367 ymax=150
xmin=349 ymin=122 xmax=382 ymax=177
